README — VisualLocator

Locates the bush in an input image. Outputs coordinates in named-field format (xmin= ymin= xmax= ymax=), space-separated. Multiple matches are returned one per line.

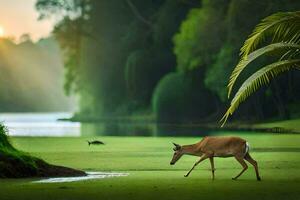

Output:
xmin=0 ymin=123 xmax=14 ymax=150
xmin=152 ymin=72 xmax=216 ymax=123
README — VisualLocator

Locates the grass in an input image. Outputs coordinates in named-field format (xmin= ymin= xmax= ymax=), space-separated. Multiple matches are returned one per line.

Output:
xmin=0 ymin=124 xmax=39 ymax=177
xmin=255 ymin=118 xmax=300 ymax=132
xmin=1 ymin=123 xmax=84 ymax=178
xmin=1 ymin=132 xmax=300 ymax=200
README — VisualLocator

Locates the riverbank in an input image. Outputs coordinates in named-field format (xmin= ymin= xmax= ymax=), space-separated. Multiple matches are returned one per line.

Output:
xmin=0 ymin=124 xmax=85 ymax=178
xmin=254 ymin=118 xmax=300 ymax=133
xmin=0 ymin=151 xmax=86 ymax=178
xmin=60 ymin=114 xmax=300 ymax=134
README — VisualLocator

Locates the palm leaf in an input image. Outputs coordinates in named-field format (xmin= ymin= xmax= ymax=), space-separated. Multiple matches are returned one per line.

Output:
xmin=227 ymin=42 xmax=300 ymax=97
xmin=240 ymin=11 xmax=300 ymax=58
xmin=221 ymin=59 xmax=300 ymax=127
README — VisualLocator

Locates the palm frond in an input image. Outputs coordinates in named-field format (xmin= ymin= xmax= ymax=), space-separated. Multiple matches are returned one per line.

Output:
xmin=228 ymin=42 xmax=300 ymax=97
xmin=290 ymin=32 xmax=300 ymax=43
xmin=221 ymin=59 xmax=300 ymax=127
xmin=240 ymin=11 xmax=300 ymax=57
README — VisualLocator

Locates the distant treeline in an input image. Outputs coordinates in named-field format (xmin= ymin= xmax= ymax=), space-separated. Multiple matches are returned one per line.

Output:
xmin=0 ymin=37 xmax=74 ymax=112
xmin=36 ymin=0 xmax=300 ymax=123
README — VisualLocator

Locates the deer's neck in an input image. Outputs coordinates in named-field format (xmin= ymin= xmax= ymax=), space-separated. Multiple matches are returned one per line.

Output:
xmin=182 ymin=143 xmax=202 ymax=156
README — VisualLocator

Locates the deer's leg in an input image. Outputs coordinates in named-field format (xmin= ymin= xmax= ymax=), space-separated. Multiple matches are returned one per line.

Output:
xmin=184 ymin=155 xmax=208 ymax=177
xmin=232 ymin=156 xmax=248 ymax=180
xmin=244 ymin=153 xmax=261 ymax=181
xmin=209 ymin=157 xmax=215 ymax=180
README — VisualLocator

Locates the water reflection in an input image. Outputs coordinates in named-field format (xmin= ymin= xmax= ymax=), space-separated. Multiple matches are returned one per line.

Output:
xmin=81 ymin=122 xmax=156 ymax=136
xmin=0 ymin=113 xmax=209 ymax=137
xmin=33 ymin=172 xmax=129 ymax=183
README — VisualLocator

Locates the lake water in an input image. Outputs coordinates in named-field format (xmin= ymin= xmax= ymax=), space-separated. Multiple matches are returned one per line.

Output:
xmin=0 ymin=112 xmax=157 ymax=137
xmin=0 ymin=113 xmax=209 ymax=137
xmin=0 ymin=113 xmax=80 ymax=137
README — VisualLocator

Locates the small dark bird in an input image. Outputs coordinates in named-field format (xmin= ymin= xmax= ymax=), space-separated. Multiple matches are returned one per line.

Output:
xmin=87 ymin=140 xmax=105 ymax=146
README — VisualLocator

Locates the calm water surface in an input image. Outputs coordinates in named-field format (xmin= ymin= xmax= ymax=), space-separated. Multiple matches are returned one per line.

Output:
xmin=0 ymin=113 xmax=208 ymax=136
xmin=0 ymin=112 xmax=157 ymax=137
xmin=0 ymin=113 xmax=80 ymax=137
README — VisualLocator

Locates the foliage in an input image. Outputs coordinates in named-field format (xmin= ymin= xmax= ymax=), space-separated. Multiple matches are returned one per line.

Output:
xmin=53 ymin=17 xmax=84 ymax=95
xmin=0 ymin=123 xmax=85 ymax=178
xmin=152 ymin=72 xmax=216 ymax=123
xmin=0 ymin=123 xmax=38 ymax=177
xmin=228 ymin=11 xmax=300 ymax=97
xmin=35 ymin=0 xmax=86 ymax=20
xmin=124 ymin=0 xmax=197 ymax=107
xmin=36 ymin=0 xmax=91 ymax=96
xmin=173 ymin=0 xmax=228 ymax=72
xmin=37 ymin=0 xmax=196 ymax=117
xmin=152 ymin=73 xmax=187 ymax=123
xmin=222 ymin=11 xmax=300 ymax=126
xmin=35 ymin=0 xmax=300 ymax=123
xmin=204 ymin=44 xmax=235 ymax=102
xmin=174 ymin=0 xmax=300 ymax=123
xmin=0 ymin=124 xmax=14 ymax=150
xmin=125 ymin=50 xmax=156 ymax=106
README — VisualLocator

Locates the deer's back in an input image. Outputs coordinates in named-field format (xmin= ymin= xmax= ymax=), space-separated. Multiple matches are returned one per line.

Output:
xmin=199 ymin=136 xmax=246 ymax=157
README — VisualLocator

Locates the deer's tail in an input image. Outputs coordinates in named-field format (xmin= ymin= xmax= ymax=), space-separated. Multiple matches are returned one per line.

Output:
xmin=244 ymin=142 xmax=250 ymax=157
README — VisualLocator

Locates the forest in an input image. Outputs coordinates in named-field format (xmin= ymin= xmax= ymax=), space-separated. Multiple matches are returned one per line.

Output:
xmin=35 ymin=0 xmax=300 ymax=125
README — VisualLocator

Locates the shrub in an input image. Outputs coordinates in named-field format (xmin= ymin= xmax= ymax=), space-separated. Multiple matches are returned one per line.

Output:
xmin=0 ymin=123 xmax=14 ymax=150
xmin=152 ymin=72 xmax=216 ymax=123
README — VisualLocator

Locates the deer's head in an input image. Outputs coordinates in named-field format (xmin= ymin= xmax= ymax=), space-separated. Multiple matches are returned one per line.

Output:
xmin=170 ymin=142 xmax=184 ymax=165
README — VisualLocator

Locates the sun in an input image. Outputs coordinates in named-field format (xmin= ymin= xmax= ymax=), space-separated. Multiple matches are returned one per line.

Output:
xmin=0 ymin=26 xmax=4 ymax=37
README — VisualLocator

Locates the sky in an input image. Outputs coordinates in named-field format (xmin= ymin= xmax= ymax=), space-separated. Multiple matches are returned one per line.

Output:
xmin=0 ymin=0 xmax=55 ymax=42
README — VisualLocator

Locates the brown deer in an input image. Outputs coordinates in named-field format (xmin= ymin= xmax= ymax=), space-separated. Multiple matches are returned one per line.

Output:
xmin=170 ymin=136 xmax=261 ymax=181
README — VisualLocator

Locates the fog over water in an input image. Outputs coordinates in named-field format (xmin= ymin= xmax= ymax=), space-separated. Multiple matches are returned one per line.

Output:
xmin=0 ymin=113 xmax=80 ymax=137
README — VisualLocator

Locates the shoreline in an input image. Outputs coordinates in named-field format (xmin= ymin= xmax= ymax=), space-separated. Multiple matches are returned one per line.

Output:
xmin=59 ymin=117 xmax=300 ymax=134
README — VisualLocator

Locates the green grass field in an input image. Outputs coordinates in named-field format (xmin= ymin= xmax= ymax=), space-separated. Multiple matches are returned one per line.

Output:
xmin=255 ymin=118 xmax=300 ymax=132
xmin=1 ymin=132 xmax=300 ymax=200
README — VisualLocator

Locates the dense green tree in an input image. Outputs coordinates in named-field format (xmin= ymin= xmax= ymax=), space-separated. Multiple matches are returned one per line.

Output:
xmin=125 ymin=0 xmax=196 ymax=109
xmin=174 ymin=0 xmax=229 ymax=72
xmin=36 ymin=0 xmax=91 ymax=95
xmin=152 ymin=72 xmax=216 ymax=123
xmin=37 ymin=0 xmax=197 ymax=118
xmin=204 ymin=44 xmax=235 ymax=102
xmin=36 ymin=0 xmax=300 ymax=126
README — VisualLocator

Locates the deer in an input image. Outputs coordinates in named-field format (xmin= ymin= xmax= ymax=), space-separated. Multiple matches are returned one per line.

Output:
xmin=170 ymin=136 xmax=261 ymax=181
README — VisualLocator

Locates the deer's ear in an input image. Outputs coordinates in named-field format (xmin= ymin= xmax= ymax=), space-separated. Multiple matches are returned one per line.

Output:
xmin=172 ymin=142 xmax=181 ymax=150
xmin=172 ymin=142 xmax=179 ymax=147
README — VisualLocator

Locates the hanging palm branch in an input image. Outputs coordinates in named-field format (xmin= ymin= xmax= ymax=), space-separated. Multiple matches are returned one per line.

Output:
xmin=221 ymin=11 xmax=300 ymax=126
xmin=221 ymin=59 xmax=300 ymax=126
xmin=228 ymin=11 xmax=300 ymax=98
xmin=241 ymin=11 xmax=300 ymax=57
xmin=227 ymin=42 xmax=300 ymax=97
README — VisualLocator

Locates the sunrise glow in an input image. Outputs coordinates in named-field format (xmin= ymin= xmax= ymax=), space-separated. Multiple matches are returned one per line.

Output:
xmin=0 ymin=25 xmax=4 ymax=37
